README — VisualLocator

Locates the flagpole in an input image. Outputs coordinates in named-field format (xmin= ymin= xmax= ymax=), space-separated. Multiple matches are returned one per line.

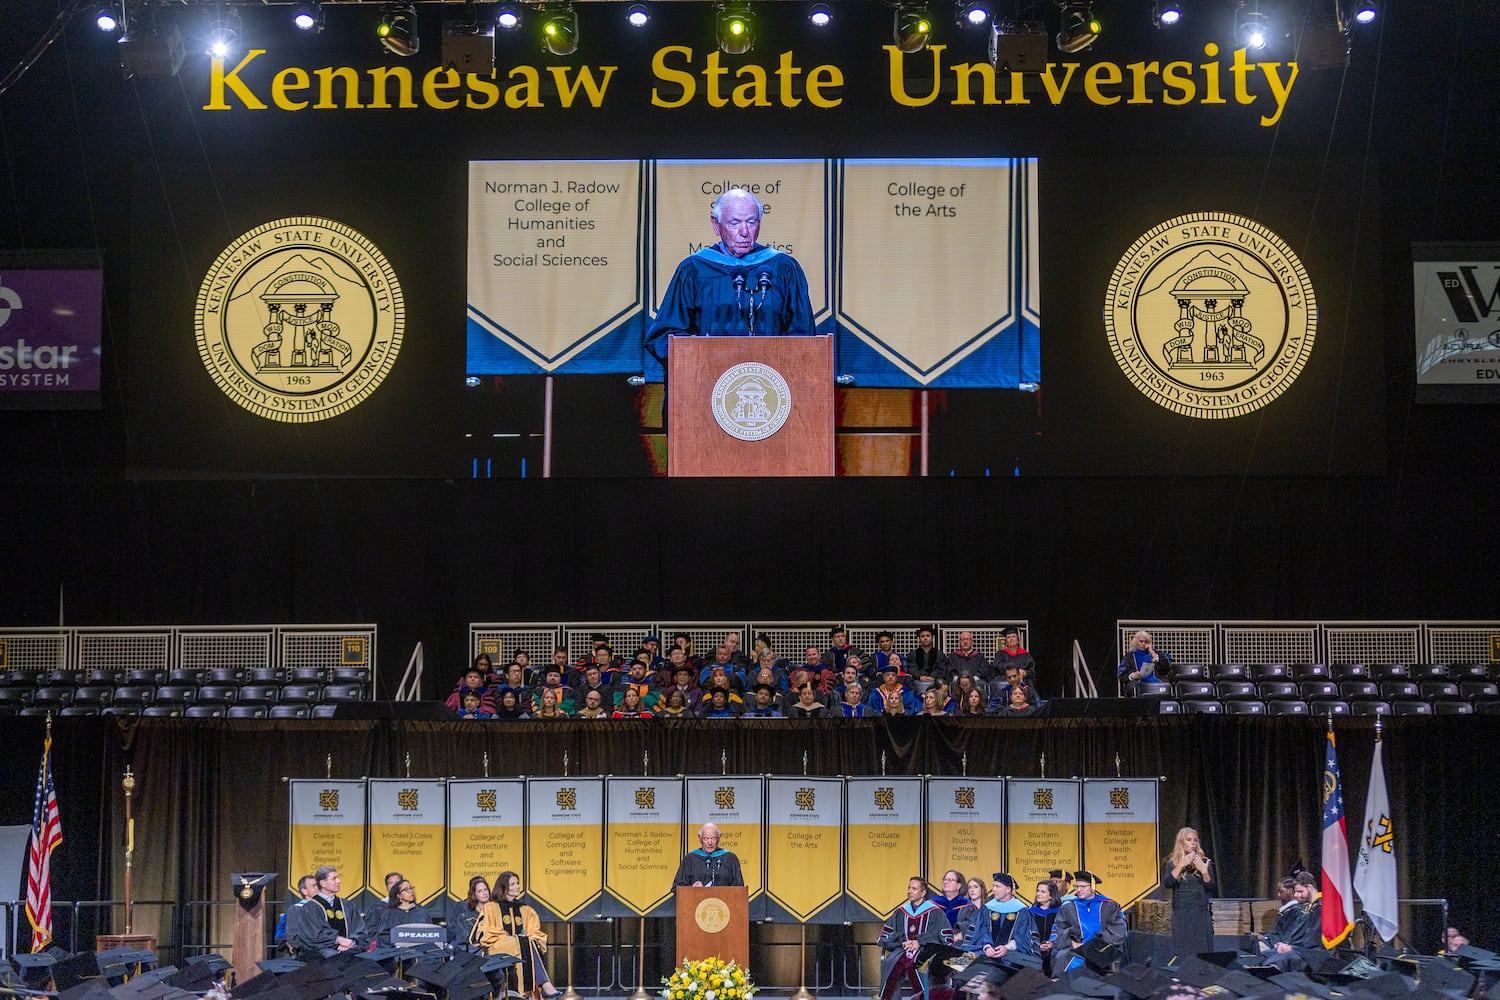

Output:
xmin=123 ymin=767 xmax=136 ymax=934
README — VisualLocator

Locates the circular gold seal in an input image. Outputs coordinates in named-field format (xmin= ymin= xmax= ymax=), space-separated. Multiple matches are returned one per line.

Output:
xmin=1104 ymin=212 xmax=1316 ymax=418
xmin=694 ymin=897 xmax=730 ymax=934
xmin=711 ymin=362 xmax=792 ymax=441
xmin=195 ymin=216 xmax=403 ymax=422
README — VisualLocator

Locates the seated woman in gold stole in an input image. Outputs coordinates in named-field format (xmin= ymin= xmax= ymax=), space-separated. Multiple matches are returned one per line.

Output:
xmin=473 ymin=871 xmax=562 ymax=999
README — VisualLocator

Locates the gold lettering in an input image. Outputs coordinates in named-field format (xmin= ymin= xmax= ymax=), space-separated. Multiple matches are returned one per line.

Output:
xmin=732 ymin=63 xmax=771 ymax=107
xmin=368 ymin=66 xmax=417 ymax=109
xmin=886 ymin=44 xmax=943 ymax=107
xmin=1199 ymin=43 xmax=1226 ymax=104
xmin=1160 ymin=61 xmax=1195 ymax=105
xmin=805 ymin=63 xmax=842 ymax=107
xmin=1124 ymin=60 xmax=1159 ymax=105
xmin=506 ymin=65 xmax=543 ymax=108
xmin=1039 ymin=62 xmax=1080 ymax=105
xmin=314 ymin=66 xmax=362 ymax=109
xmin=271 ymin=67 xmax=310 ymax=110
xmin=1083 ymin=61 xmax=1122 ymax=104
xmin=951 ymin=61 xmax=999 ymax=105
xmin=775 ymin=51 xmax=802 ymax=107
xmin=549 ymin=65 xmax=616 ymax=107
xmin=1258 ymin=60 xmax=1298 ymax=127
xmin=422 ymin=66 xmax=461 ymax=109
xmin=465 ymin=70 xmax=500 ymax=110
xmin=203 ymin=50 xmax=267 ymax=110
xmin=651 ymin=45 xmax=695 ymax=108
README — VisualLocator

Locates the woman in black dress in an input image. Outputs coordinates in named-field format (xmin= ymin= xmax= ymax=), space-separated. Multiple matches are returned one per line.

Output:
xmin=1162 ymin=827 xmax=1214 ymax=957
xmin=1030 ymin=879 xmax=1062 ymax=977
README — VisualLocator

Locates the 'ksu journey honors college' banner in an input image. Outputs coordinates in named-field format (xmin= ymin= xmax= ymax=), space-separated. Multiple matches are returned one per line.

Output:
xmin=603 ymin=777 xmax=683 ymax=917
xmin=1005 ymin=779 xmax=1081 ymax=891
xmin=446 ymin=779 xmax=525 ymax=902
xmin=367 ymin=779 xmax=447 ymax=907
xmin=844 ymin=778 xmax=924 ymax=922
xmin=1082 ymin=779 xmax=1160 ymax=907
xmin=925 ymin=777 xmax=1006 ymax=889
xmin=287 ymin=779 xmax=367 ymax=900
xmin=525 ymin=778 xmax=604 ymax=921
xmin=466 ymin=158 xmax=1038 ymax=388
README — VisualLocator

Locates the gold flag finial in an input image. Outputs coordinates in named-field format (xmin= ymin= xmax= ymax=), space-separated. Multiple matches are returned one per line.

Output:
xmin=482 ymin=751 xmax=490 ymax=778
xmin=325 ymin=754 xmax=332 ymax=779
xmin=404 ymin=751 xmax=412 ymax=779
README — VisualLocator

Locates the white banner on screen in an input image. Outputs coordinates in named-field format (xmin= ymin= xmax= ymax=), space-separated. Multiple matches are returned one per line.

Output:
xmin=1413 ymin=243 xmax=1500 ymax=391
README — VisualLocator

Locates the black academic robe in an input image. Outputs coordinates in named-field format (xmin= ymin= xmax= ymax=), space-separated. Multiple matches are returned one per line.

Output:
xmin=673 ymin=848 xmax=744 ymax=887
xmin=285 ymin=893 xmax=364 ymax=959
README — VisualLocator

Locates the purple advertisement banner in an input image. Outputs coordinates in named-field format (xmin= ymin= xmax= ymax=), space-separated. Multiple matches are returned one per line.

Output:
xmin=0 ymin=269 xmax=103 ymax=409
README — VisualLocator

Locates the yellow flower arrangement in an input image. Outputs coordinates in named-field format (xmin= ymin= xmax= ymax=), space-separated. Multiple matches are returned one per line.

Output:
xmin=662 ymin=958 xmax=758 ymax=1000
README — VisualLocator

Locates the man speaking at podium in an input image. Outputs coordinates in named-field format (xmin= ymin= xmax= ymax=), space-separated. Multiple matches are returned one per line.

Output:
xmin=646 ymin=188 xmax=815 ymax=373
xmin=673 ymin=823 xmax=745 ymax=888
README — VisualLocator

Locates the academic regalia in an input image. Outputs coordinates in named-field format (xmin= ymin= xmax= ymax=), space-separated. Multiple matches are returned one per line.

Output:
xmin=476 ymin=900 xmax=550 ymax=993
xmin=375 ymin=902 xmax=434 ymax=947
xmin=1028 ymin=903 xmax=1060 ymax=976
xmin=645 ymin=243 xmax=814 ymax=375
xmin=1050 ymin=894 xmax=1127 ymax=973
xmin=962 ymin=897 xmax=1038 ymax=956
xmin=1117 ymin=648 xmax=1171 ymax=680
xmin=448 ymin=900 xmax=483 ymax=950
xmin=953 ymin=901 xmax=983 ymax=944
xmin=285 ymin=892 xmax=363 ymax=960
xmin=934 ymin=894 xmax=970 ymax=929
xmin=878 ymin=899 xmax=950 ymax=1000
xmin=672 ymin=848 xmax=744 ymax=887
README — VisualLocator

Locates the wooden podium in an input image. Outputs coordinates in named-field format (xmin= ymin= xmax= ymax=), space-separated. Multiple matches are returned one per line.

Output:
xmin=667 ymin=335 xmax=834 ymax=477
xmin=674 ymin=886 xmax=750 ymax=970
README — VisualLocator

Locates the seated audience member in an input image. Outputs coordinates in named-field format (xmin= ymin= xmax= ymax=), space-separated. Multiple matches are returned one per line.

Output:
xmin=993 ymin=663 xmax=1035 ymax=705
xmin=1001 ymin=685 xmax=1039 ymax=717
xmin=497 ymin=662 xmax=530 ymax=700
xmin=786 ymin=682 xmax=829 ymax=718
xmin=663 ymin=662 xmax=703 ymax=712
xmin=1049 ymin=870 xmax=1127 ymax=975
xmin=947 ymin=630 xmax=990 ymax=683
xmin=835 ymin=662 xmax=863 ymax=698
xmin=919 ymin=689 xmax=949 ymax=716
xmin=640 ymin=634 xmax=664 ymax=668
xmin=721 ymin=631 xmax=751 ymax=667
xmin=532 ymin=686 xmax=569 ymax=720
xmin=843 ymin=652 xmax=871 ymax=685
xmin=869 ymin=665 xmax=918 ymax=716
xmin=581 ymin=645 xmax=622 ymax=686
xmin=671 ymin=632 xmax=701 ymax=669
xmin=871 ymin=631 xmax=905 ymax=676
xmin=751 ymin=649 xmax=788 ymax=686
xmin=509 ymin=650 xmax=531 ymax=679
xmin=907 ymin=627 xmax=946 ymax=690
xmin=457 ymin=691 xmax=494 ymax=720
xmin=612 ymin=685 xmax=654 ymax=719
xmin=751 ymin=633 xmax=785 ymax=670
xmin=449 ymin=876 xmax=490 ymax=951
xmin=540 ymin=647 xmax=571 ymax=686
xmin=699 ymin=686 xmax=740 ymax=718
xmin=820 ymin=627 xmax=861 ymax=672
xmin=618 ymin=658 xmax=660 ymax=710
xmin=446 ymin=667 xmax=497 ymax=714
xmin=1118 ymin=630 xmax=1171 ymax=688
xmin=472 ymin=653 xmax=498 ymax=685
xmin=574 ymin=664 xmax=612 ymax=704
xmin=952 ymin=674 xmax=986 ymax=712
xmin=1443 ymin=927 xmax=1470 ymax=953
xmin=493 ymin=689 xmax=529 ymax=720
xmin=574 ymin=688 xmax=609 ymax=719
xmin=993 ymin=625 xmax=1035 ymax=676
xmin=748 ymin=665 xmax=783 ymax=695
xmin=657 ymin=688 xmax=692 ymax=718
xmin=928 ymin=678 xmax=955 ymax=713
xmin=699 ymin=645 xmax=744 ymax=688
xmin=955 ymin=686 xmax=991 ymax=717
xmin=744 ymin=683 xmax=785 ymax=718
xmin=1260 ymin=871 xmax=1324 ymax=970
xmin=375 ymin=879 xmax=434 ymax=947
xmin=532 ymin=667 xmax=573 ymax=710
xmin=838 ymin=683 xmax=873 ymax=717
xmin=703 ymin=663 xmax=744 ymax=697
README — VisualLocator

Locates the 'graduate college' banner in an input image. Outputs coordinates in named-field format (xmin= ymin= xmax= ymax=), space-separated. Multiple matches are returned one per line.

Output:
xmin=764 ymin=777 xmax=844 ymax=923
xmin=1005 ymin=779 xmax=1081 ymax=891
xmin=525 ymin=777 xmax=604 ymax=920
xmin=1082 ymin=779 xmax=1159 ymax=908
xmin=446 ymin=779 xmax=525 ymax=901
xmin=367 ymin=779 xmax=447 ymax=906
xmin=925 ymin=777 xmax=1005 ymax=887
xmin=685 ymin=775 xmax=765 ymax=917
xmin=603 ymin=777 xmax=683 ymax=917
xmin=287 ymin=779 xmax=367 ymax=901
xmin=844 ymin=777 xmax=924 ymax=922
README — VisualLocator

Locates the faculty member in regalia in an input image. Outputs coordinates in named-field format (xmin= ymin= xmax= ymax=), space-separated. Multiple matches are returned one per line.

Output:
xmin=673 ymin=822 xmax=745 ymax=887
xmin=285 ymin=866 xmax=363 ymax=960
xmin=645 ymin=188 xmax=815 ymax=374
xmin=959 ymin=873 xmax=1039 ymax=962
xmin=878 ymin=877 xmax=950 ymax=1000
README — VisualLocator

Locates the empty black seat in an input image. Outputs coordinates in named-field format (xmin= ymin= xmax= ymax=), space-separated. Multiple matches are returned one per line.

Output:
xmin=1308 ymin=700 xmax=1351 ymax=716
xmin=1476 ymin=701 xmax=1500 ymax=716
xmin=279 ymin=683 xmax=322 ymax=704
xmin=72 ymin=685 xmax=115 ymax=706
xmin=198 ymin=684 xmax=239 ymax=703
xmin=0 ymin=688 xmax=33 ymax=706
xmin=1435 ymin=701 xmax=1474 ymax=716
xmin=31 ymin=686 xmax=74 ymax=707
xmin=1131 ymin=681 xmax=1172 ymax=698
xmin=320 ymin=683 xmax=365 ymax=702
xmin=102 ymin=704 xmax=143 ymax=717
xmin=331 ymin=667 xmax=371 ymax=683
xmin=1224 ymin=700 xmax=1266 ymax=715
xmin=142 ymin=705 xmax=182 ymax=717
xmin=227 ymin=703 xmax=269 ymax=719
xmin=20 ymin=706 xmax=54 ymax=716
xmin=1371 ymin=663 xmax=1409 ymax=680
xmin=1452 ymin=663 xmax=1489 ymax=679
xmin=1174 ymin=680 xmax=1215 ymax=699
xmin=208 ymin=667 xmax=246 ymax=685
xmin=169 ymin=668 xmax=205 ymax=685
xmin=1249 ymin=663 xmax=1289 ymax=680
xmin=1421 ymin=681 xmax=1460 ymax=700
xmin=1267 ymin=700 xmax=1310 ymax=715
xmin=1207 ymin=664 xmax=1246 ymax=680
xmin=4 ymin=671 xmax=39 ymax=687
xmin=113 ymin=685 xmax=156 ymax=707
xmin=239 ymin=684 xmax=281 ymax=703
xmin=1157 ymin=700 xmax=1181 ymax=714
xmin=59 ymin=705 xmax=100 ymax=716
xmin=84 ymin=668 xmax=120 ymax=685
xmin=1331 ymin=663 xmax=1369 ymax=680
xmin=1181 ymin=699 xmax=1223 ymax=714
xmin=270 ymin=704 xmax=310 ymax=719
xmin=311 ymin=704 xmax=341 ymax=719
xmin=1411 ymin=663 xmax=1449 ymax=680
xmin=1340 ymin=679 xmax=1380 ymax=700
xmin=1291 ymin=663 xmax=1329 ymax=679
xmin=153 ymin=684 xmax=198 ymax=704
xmin=125 ymin=668 xmax=166 ymax=685
xmin=1216 ymin=680 xmax=1257 ymax=699
xmin=42 ymin=670 xmax=78 ymax=685
xmin=1461 ymin=681 xmax=1499 ymax=700
xmin=1258 ymin=680 xmax=1300 ymax=700
xmin=1300 ymin=680 xmax=1339 ymax=700
xmin=1391 ymin=700 xmax=1432 ymax=715
xmin=185 ymin=704 xmax=225 ymax=718
xmin=287 ymin=668 xmax=325 ymax=683
xmin=1350 ymin=701 xmax=1391 ymax=716
xmin=247 ymin=667 xmax=286 ymax=684
xmin=1380 ymin=680 xmax=1419 ymax=700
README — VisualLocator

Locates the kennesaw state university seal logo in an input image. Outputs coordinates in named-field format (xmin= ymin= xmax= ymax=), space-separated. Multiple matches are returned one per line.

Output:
xmin=711 ymin=362 xmax=792 ymax=441
xmin=196 ymin=217 xmax=403 ymax=422
xmin=1104 ymin=212 xmax=1316 ymax=418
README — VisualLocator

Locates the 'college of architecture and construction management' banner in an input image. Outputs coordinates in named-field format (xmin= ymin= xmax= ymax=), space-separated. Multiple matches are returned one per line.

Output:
xmin=1005 ymin=778 xmax=1082 ymax=890
xmin=287 ymin=779 xmax=368 ymax=901
xmin=1082 ymin=779 xmax=1160 ymax=907
xmin=446 ymin=779 xmax=525 ymax=903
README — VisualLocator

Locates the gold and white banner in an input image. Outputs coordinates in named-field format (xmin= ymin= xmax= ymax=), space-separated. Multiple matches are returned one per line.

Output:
xmin=604 ymin=777 xmax=683 ymax=917
xmin=764 ymin=777 xmax=844 ymax=923
xmin=524 ymin=777 xmax=604 ymax=920
xmin=1005 ymin=779 xmax=1081 ymax=892
xmin=684 ymin=776 xmax=765 ymax=906
xmin=1082 ymin=779 xmax=1160 ymax=908
xmin=287 ymin=779 xmax=367 ymax=900
xmin=446 ymin=779 xmax=525 ymax=902
xmin=367 ymin=779 xmax=447 ymax=906
xmin=925 ymin=777 xmax=1005 ymax=888
xmin=844 ymin=777 xmax=924 ymax=922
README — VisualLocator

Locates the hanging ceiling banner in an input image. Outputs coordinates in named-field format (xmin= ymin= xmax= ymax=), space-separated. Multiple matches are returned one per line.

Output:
xmin=603 ymin=776 xmax=683 ymax=917
xmin=764 ymin=776 xmax=844 ymax=924
xmin=367 ymin=778 xmax=447 ymax=907
xmin=1082 ymin=778 xmax=1160 ymax=908
xmin=925 ymin=777 xmax=1006 ymax=888
xmin=684 ymin=775 xmax=766 ymax=919
xmin=524 ymin=777 xmax=604 ymax=921
xmin=844 ymin=777 xmax=925 ymax=923
xmin=1004 ymin=779 xmax=1081 ymax=892
xmin=287 ymin=779 xmax=367 ymax=901
xmin=446 ymin=779 xmax=526 ymax=901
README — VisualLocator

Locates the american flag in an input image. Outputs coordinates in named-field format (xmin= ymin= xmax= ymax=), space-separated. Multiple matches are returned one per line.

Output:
xmin=26 ymin=728 xmax=63 ymax=952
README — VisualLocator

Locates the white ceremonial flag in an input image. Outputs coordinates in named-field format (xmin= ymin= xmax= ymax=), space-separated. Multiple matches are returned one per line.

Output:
xmin=1352 ymin=740 xmax=1398 ymax=942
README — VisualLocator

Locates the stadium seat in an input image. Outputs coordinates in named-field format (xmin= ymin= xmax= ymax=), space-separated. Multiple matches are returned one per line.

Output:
xmin=1340 ymin=679 xmax=1380 ymax=700
xmin=1411 ymin=663 xmax=1449 ymax=680
xmin=169 ymin=668 xmax=205 ymax=685
xmin=1371 ymin=663 xmax=1409 ymax=680
xmin=1476 ymin=701 xmax=1500 ymax=716
xmin=331 ymin=667 xmax=371 ymax=684
xmin=1391 ymin=700 xmax=1433 ymax=715
xmin=1420 ymin=681 xmax=1461 ymax=700
xmin=1181 ymin=699 xmax=1223 ymax=714
xmin=0 ymin=689 xmax=33 ymax=707
xmin=20 ymin=706 xmax=54 ymax=717
xmin=1299 ymin=680 xmax=1339 ymax=700
xmin=1249 ymin=663 xmax=1289 ymax=680
xmin=1132 ymin=681 xmax=1172 ymax=699
xmin=311 ymin=704 xmax=340 ymax=718
xmin=113 ymin=684 xmax=156 ymax=707
xmin=1434 ymin=701 xmax=1474 ymax=716
xmin=287 ymin=668 xmax=326 ymax=683
xmin=1308 ymin=700 xmax=1351 ymax=716
xmin=185 ymin=704 xmax=226 ymax=718
xmin=1207 ymin=664 xmax=1246 ymax=680
xmin=1460 ymin=681 xmax=1499 ymax=701
xmin=279 ymin=684 xmax=322 ymax=705
xmin=247 ymin=667 xmax=286 ymax=684
xmin=1266 ymin=700 xmax=1310 ymax=715
xmin=1331 ymin=663 xmax=1369 ymax=680
xmin=1291 ymin=663 xmax=1329 ymax=679
xmin=43 ymin=669 xmax=78 ymax=686
xmin=198 ymin=684 xmax=239 ymax=703
xmin=1157 ymin=701 xmax=1181 ymax=714
xmin=1350 ymin=701 xmax=1391 ymax=716
xmin=1216 ymin=680 xmax=1257 ymax=699
xmin=269 ymin=704 xmax=310 ymax=719
xmin=208 ymin=668 xmax=245 ymax=685
xmin=72 ymin=685 xmax=115 ymax=707
xmin=1174 ymin=680 xmax=1215 ymax=699
xmin=3 ymin=671 xmax=40 ymax=687
xmin=142 ymin=705 xmax=183 ymax=717
xmin=153 ymin=684 xmax=198 ymax=705
xmin=1380 ymin=680 xmax=1419 ymax=701
xmin=320 ymin=684 xmax=365 ymax=702
xmin=59 ymin=705 xmax=100 ymax=717
xmin=84 ymin=668 xmax=121 ymax=685
xmin=125 ymin=668 xmax=166 ymax=685
xmin=1223 ymin=700 xmax=1266 ymax=715
xmin=1451 ymin=663 xmax=1489 ymax=679
xmin=227 ymin=703 xmax=269 ymax=719
xmin=31 ymin=686 xmax=74 ymax=709
xmin=102 ymin=704 xmax=143 ymax=717
xmin=239 ymin=684 xmax=281 ymax=704
xmin=1258 ymin=680 xmax=1299 ymax=700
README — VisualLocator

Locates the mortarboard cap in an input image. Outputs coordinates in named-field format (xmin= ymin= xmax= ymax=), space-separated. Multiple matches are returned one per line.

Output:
xmin=999 ymin=968 xmax=1055 ymax=1000
xmin=132 ymin=967 xmax=181 ymax=986
xmin=1167 ymin=957 xmax=1229 ymax=989
xmin=61 ymin=980 xmax=118 ymax=1000
xmin=1049 ymin=870 xmax=1072 ymax=881
xmin=1080 ymin=936 xmax=1122 ymax=972
xmin=231 ymin=971 xmax=281 ymax=998
xmin=953 ymin=959 xmax=1012 ymax=995
xmin=1103 ymin=965 xmax=1171 ymax=1000
xmin=54 ymin=951 xmax=103 ymax=990
xmin=992 ymin=873 xmax=1016 ymax=888
xmin=1208 ymin=969 xmax=1284 ymax=998
xmin=1269 ymin=972 xmax=1337 ymax=999
xmin=1059 ymin=970 xmax=1120 ymax=999
xmin=1072 ymin=870 xmax=1101 ymax=885
xmin=254 ymin=959 xmax=305 ymax=976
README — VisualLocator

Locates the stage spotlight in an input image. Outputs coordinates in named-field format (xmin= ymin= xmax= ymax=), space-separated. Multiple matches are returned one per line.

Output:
xmin=893 ymin=4 xmax=934 ymax=54
xmin=205 ymin=7 xmax=241 ymax=59
xmin=626 ymin=4 xmax=650 ymax=27
xmin=377 ymin=3 xmax=419 ymax=55
xmin=716 ymin=3 xmax=755 ymax=55
xmin=989 ymin=18 xmax=1046 ymax=72
xmin=495 ymin=4 xmax=521 ymax=29
xmin=808 ymin=3 xmax=832 ymax=27
xmin=95 ymin=6 xmax=120 ymax=32
xmin=1350 ymin=1 xmax=1377 ymax=24
xmin=292 ymin=3 xmax=324 ymax=32
xmin=959 ymin=2 xmax=990 ymax=27
xmin=1055 ymin=0 xmax=1099 ymax=52
xmin=1152 ymin=1 xmax=1181 ymax=27
xmin=1236 ymin=2 xmax=1270 ymax=49
xmin=539 ymin=4 xmax=578 ymax=55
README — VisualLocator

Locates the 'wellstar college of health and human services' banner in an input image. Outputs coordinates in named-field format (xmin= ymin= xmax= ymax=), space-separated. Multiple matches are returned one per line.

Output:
xmin=925 ymin=777 xmax=1005 ymax=888
xmin=603 ymin=777 xmax=683 ymax=918
xmin=525 ymin=777 xmax=604 ymax=921
xmin=446 ymin=779 xmax=525 ymax=901
xmin=287 ymin=779 xmax=367 ymax=901
xmin=1082 ymin=779 xmax=1160 ymax=907
xmin=685 ymin=776 xmax=765 ymax=919
xmin=367 ymin=779 xmax=447 ymax=907
xmin=764 ymin=777 xmax=844 ymax=923
xmin=1005 ymin=779 xmax=1081 ymax=891
xmin=844 ymin=777 xmax=923 ymax=922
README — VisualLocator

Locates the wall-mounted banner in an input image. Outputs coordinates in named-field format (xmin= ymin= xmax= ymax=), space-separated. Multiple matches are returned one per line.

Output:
xmin=925 ymin=777 xmax=1005 ymax=888
xmin=287 ymin=779 xmax=367 ymax=901
xmin=764 ymin=777 xmax=844 ymax=924
xmin=0 ymin=263 xmax=103 ymax=410
xmin=844 ymin=777 xmax=924 ymax=922
xmin=1005 ymin=779 xmax=1081 ymax=891
xmin=446 ymin=779 xmax=525 ymax=902
xmin=1081 ymin=779 xmax=1160 ymax=909
xmin=525 ymin=777 xmax=604 ymax=920
xmin=603 ymin=777 xmax=683 ymax=917
xmin=684 ymin=775 xmax=765 ymax=918
xmin=1412 ymin=242 xmax=1500 ymax=402
xmin=367 ymin=779 xmax=446 ymax=906
xmin=836 ymin=158 xmax=1039 ymax=387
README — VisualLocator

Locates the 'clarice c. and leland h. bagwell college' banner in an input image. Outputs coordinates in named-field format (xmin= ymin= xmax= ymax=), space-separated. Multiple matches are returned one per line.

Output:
xmin=287 ymin=779 xmax=367 ymax=900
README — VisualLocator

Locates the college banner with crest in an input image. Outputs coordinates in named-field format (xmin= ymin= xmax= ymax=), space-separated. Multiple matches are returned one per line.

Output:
xmin=1005 ymin=779 xmax=1081 ymax=892
xmin=1081 ymin=779 xmax=1160 ymax=908
xmin=603 ymin=777 xmax=683 ymax=917
xmin=524 ymin=777 xmax=604 ymax=921
xmin=287 ymin=779 xmax=367 ymax=901
xmin=844 ymin=777 xmax=924 ymax=922
xmin=367 ymin=779 xmax=447 ymax=906
xmin=684 ymin=775 xmax=765 ymax=918
xmin=926 ymin=777 xmax=1006 ymax=887
xmin=764 ymin=777 xmax=844 ymax=924
xmin=446 ymin=779 xmax=526 ymax=902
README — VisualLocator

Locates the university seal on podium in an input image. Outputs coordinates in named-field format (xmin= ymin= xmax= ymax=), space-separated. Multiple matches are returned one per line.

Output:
xmin=195 ymin=216 xmax=403 ymax=422
xmin=711 ymin=362 xmax=792 ymax=441
xmin=1104 ymin=212 xmax=1316 ymax=419
xmin=694 ymin=896 xmax=730 ymax=933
